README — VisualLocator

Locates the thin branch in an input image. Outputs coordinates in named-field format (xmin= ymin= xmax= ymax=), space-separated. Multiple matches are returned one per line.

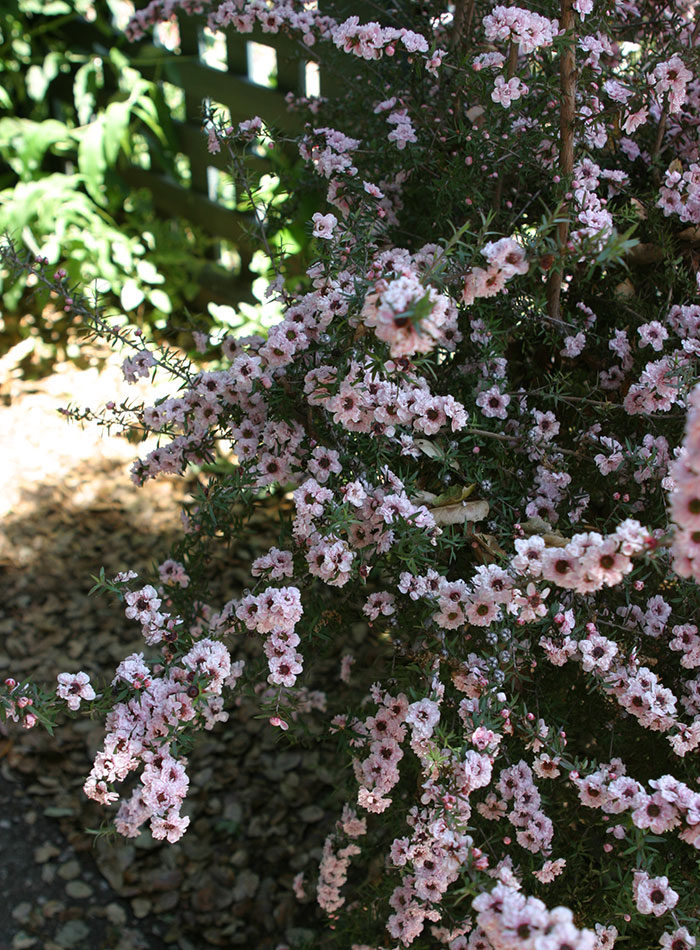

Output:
xmin=466 ymin=427 xmax=581 ymax=457
xmin=493 ymin=42 xmax=519 ymax=212
xmin=691 ymin=14 xmax=700 ymax=45
xmin=546 ymin=0 xmax=576 ymax=322
xmin=652 ymin=104 xmax=668 ymax=164
xmin=450 ymin=0 xmax=477 ymax=51
xmin=0 ymin=241 xmax=192 ymax=382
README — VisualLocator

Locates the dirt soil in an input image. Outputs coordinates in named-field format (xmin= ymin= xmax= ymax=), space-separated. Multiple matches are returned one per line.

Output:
xmin=0 ymin=343 xmax=361 ymax=949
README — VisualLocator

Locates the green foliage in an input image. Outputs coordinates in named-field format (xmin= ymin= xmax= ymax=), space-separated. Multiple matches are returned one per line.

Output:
xmin=0 ymin=0 xmax=221 ymax=371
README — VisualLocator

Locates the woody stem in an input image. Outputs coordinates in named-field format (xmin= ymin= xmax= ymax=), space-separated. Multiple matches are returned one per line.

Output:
xmin=546 ymin=0 xmax=576 ymax=321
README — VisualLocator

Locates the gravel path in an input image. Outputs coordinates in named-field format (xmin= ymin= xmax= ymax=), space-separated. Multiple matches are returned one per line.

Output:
xmin=0 ymin=345 xmax=361 ymax=949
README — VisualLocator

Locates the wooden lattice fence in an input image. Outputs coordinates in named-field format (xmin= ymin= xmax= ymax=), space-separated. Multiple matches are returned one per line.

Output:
xmin=119 ymin=10 xmax=331 ymax=305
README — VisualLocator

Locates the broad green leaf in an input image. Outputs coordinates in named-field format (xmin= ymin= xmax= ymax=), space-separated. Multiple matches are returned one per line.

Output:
xmin=108 ymin=48 xmax=130 ymax=73
xmin=73 ymin=60 xmax=101 ymax=125
xmin=77 ymin=117 xmax=107 ymax=205
xmin=102 ymin=99 xmax=132 ymax=165
xmin=26 ymin=51 xmax=62 ymax=102
xmin=0 ymin=118 xmax=70 ymax=179
xmin=120 ymin=280 xmax=144 ymax=310
xmin=136 ymin=258 xmax=164 ymax=284
xmin=20 ymin=0 xmax=71 ymax=12
xmin=148 ymin=288 xmax=172 ymax=313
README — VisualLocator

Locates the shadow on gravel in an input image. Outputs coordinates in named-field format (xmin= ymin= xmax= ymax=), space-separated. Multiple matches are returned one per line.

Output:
xmin=0 ymin=463 xmax=349 ymax=949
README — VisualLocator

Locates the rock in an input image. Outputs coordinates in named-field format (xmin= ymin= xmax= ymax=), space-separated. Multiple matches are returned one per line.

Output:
xmin=147 ymin=869 xmax=182 ymax=893
xmin=54 ymin=920 xmax=90 ymax=947
xmin=202 ymin=928 xmax=230 ymax=946
xmin=104 ymin=902 xmax=127 ymax=926
xmin=232 ymin=869 xmax=259 ymax=900
xmin=95 ymin=843 xmax=135 ymax=893
xmin=181 ymin=837 xmax=209 ymax=860
xmin=299 ymin=805 xmax=325 ymax=823
xmin=42 ymin=900 xmax=65 ymax=919
xmin=57 ymin=860 xmax=80 ymax=881
xmin=191 ymin=887 xmax=217 ymax=913
xmin=11 ymin=902 xmax=32 ymax=924
xmin=11 ymin=933 xmax=38 ymax=949
xmin=286 ymin=928 xmax=316 ymax=945
xmin=222 ymin=799 xmax=242 ymax=824
xmin=33 ymin=843 xmax=60 ymax=863
xmin=275 ymin=751 xmax=301 ymax=772
xmin=131 ymin=897 xmax=152 ymax=919
xmin=65 ymin=880 xmax=93 ymax=899
xmin=152 ymin=891 xmax=179 ymax=913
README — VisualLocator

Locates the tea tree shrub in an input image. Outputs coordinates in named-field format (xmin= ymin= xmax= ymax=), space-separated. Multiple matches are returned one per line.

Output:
xmin=2 ymin=0 xmax=700 ymax=947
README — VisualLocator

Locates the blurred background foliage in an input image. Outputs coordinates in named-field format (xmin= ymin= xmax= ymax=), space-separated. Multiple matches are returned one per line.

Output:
xmin=0 ymin=0 xmax=304 ymax=377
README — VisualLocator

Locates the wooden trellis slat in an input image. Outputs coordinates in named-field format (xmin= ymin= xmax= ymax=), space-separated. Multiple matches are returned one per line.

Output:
xmin=123 ymin=2 xmax=378 ymax=301
xmin=121 ymin=164 xmax=255 ymax=245
xmin=124 ymin=12 xmax=310 ymax=303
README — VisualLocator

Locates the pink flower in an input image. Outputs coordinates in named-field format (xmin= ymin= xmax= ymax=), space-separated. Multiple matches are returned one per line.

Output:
xmin=633 ymin=870 xmax=679 ymax=916
xmin=638 ymin=321 xmax=669 ymax=351
xmin=491 ymin=76 xmax=529 ymax=107
xmin=238 ymin=116 xmax=263 ymax=140
xmin=622 ymin=107 xmax=648 ymax=133
xmin=659 ymin=927 xmax=696 ymax=950
xmin=533 ymin=857 xmax=566 ymax=883
xmin=124 ymin=585 xmax=162 ymax=623
xmin=405 ymin=698 xmax=440 ymax=739
xmin=476 ymin=386 xmax=510 ymax=419
xmin=312 ymin=212 xmax=338 ymax=239
xmin=56 ymin=671 xmax=96 ymax=711
xmin=158 ymin=559 xmax=189 ymax=588
xmin=652 ymin=55 xmax=692 ymax=113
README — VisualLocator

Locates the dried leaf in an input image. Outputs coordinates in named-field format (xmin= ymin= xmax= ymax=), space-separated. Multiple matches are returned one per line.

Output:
xmin=519 ymin=518 xmax=569 ymax=546
xmin=625 ymin=243 xmax=663 ymax=266
xmin=614 ymin=278 xmax=635 ymax=298
xmin=432 ymin=484 xmax=477 ymax=508
xmin=413 ymin=440 xmax=460 ymax=471
xmin=678 ymin=226 xmax=700 ymax=245
xmin=629 ymin=198 xmax=647 ymax=220
xmin=542 ymin=532 xmax=569 ymax=548
xmin=473 ymin=533 xmax=506 ymax=562
xmin=520 ymin=517 xmax=554 ymax=535
xmin=430 ymin=498 xmax=489 ymax=525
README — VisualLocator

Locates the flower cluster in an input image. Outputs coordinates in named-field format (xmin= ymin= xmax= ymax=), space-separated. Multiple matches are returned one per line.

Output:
xmin=669 ymin=382 xmax=700 ymax=583
xmin=84 ymin=635 xmax=232 ymax=842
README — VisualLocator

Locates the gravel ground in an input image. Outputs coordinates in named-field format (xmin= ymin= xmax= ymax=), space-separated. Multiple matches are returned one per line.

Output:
xmin=0 ymin=343 xmax=368 ymax=949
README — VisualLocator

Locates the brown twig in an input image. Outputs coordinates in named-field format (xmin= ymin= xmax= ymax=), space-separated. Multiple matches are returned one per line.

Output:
xmin=493 ymin=42 xmax=520 ymax=212
xmin=652 ymin=104 xmax=668 ymax=165
xmin=450 ymin=0 xmax=476 ymax=50
xmin=466 ymin=427 xmax=582 ymax=457
xmin=691 ymin=14 xmax=700 ymax=46
xmin=546 ymin=0 xmax=576 ymax=322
